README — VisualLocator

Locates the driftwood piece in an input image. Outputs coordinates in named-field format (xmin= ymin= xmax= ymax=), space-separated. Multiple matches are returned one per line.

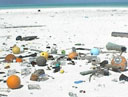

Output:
xmin=2 ymin=25 xmax=45 ymax=29
xmin=111 ymin=32 xmax=128 ymax=38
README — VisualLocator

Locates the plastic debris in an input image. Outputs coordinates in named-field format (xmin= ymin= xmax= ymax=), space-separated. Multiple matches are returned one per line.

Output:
xmin=106 ymin=42 xmax=126 ymax=52
xmin=30 ymin=69 xmax=46 ymax=81
xmin=18 ymin=53 xmax=37 ymax=58
xmin=60 ymin=69 xmax=64 ymax=74
xmin=68 ymin=92 xmax=78 ymax=97
xmin=61 ymin=50 xmax=66 ymax=55
xmin=74 ymin=80 xmax=85 ymax=84
xmin=47 ymin=74 xmax=55 ymax=79
xmin=21 ymin=68 xmax=31 ymax=77
xmin=79 ymin=90 xmax=86 ymax=93
xmin=68 ymin=61 xmax=75 ymax=65
xmin=112 ymin=78 xmax=118 ymax=82
xmin=16 ymin=36 xmax=38 ymax=41
xmin=119 ymin=74 xmax=128 ymax=81
xmin=0 ymin=94 xmax=8 ymax=97
xmin=28 ymin=84 xmax=41 ymax=90
xmin=53 ymin=66 xmax=61 ymax=73
xmin=7 ymin=69 xmax=17 ymax=76
xmin=38 ymin=74 xmax=49 ymax=81
xmin=0 ymin=88 xmax=11 ymax=92
xmin=1 ymin=23 xmax=128 ymax=97
xmin=72 ymin=86 xmax=78 ymax=88
xmin=36 ymin=56 xmax=47 ymax=66
xmin=5 ymin=54 xmax=16 ymax=62
xmin=90 ymin=48 xmax=100 ymax=55
xmin=4 ymin=63 xmax=10 ymax=69
xmin=0 ymin=72 xmax=5 ymax=74
xmin=75 ymin=43 xmax=85 ymax=46
xmin=51 ymin=44 xmax=57 ymax=54
xmin=29 ymin=57 xmax=36 ymax=63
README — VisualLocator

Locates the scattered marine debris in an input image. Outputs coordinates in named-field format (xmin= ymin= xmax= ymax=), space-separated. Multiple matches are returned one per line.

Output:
xmin=0 ymin=30 xmax=128 ymax=97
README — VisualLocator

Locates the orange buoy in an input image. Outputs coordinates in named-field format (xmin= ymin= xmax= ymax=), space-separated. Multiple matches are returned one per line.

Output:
xmin=68 ymin=52 xmax=78 ymax=59
xmin=7 ymin=75 xmax=21 ymax=89
xmin=111 ymin=56 xmax=127 ymax=71
xmin=16 ymin=58 xmax=23 ymax=62
xmin=5 ymin=54 xmax=16 ymax=62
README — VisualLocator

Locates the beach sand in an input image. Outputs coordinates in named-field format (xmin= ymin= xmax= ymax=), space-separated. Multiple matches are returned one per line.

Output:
xmin=0 ymin=7 xmax=128 ymax=97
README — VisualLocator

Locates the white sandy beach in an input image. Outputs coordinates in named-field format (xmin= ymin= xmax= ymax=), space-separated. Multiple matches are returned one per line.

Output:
xmin=0 ymin=7 xmax=128 ymax=97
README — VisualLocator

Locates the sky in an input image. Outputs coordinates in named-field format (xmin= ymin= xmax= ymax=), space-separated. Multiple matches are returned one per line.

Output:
xmin=0 ymin=0 xmax=128 ymax=6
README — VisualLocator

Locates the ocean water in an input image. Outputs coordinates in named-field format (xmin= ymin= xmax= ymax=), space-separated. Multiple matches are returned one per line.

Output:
xmin=0 ymin=2 xmax=128 ymax=9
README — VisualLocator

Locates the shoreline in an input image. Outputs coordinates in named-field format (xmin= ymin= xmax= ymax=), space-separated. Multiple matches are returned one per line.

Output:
xmin=0 ymin=6 xmax=128 ymax=13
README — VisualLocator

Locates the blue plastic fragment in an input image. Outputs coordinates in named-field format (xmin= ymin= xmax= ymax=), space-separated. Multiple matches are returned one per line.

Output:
xmin=74 ymin=80 xmax=84 ymax=84
xmin=55 ymin=62 xmax=60 ymax=67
